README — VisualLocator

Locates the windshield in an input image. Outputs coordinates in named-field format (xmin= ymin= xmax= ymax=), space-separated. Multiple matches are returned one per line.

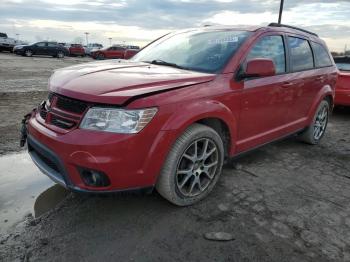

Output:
xmin=336 ymin=63 xmax=350 ymax=71
xmin=132 ymin=30 xmax=251 ymax=73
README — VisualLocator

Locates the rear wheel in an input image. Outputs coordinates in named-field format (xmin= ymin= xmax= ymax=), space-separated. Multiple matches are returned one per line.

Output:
xmin=24 ymin=50 xmax=33 ymax=57
xmin=156 ymin=124 xmax=224 ymax=206
xmin=299 ymin=99 xmax=329 ymax=145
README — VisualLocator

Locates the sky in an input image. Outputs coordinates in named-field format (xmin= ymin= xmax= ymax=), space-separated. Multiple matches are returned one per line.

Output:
xmin=0 ymin=0 xmax=349 ymax=52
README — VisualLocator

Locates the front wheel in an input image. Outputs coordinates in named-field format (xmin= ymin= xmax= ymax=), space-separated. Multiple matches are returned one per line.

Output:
xmin=24 ymin=50 xmax=33 ymax=57
xmin=57 ymin=51 xmax=65 ymax=58
xmin=156 ymin=124 xmax=224 ymax=206
xmin=97 ymin=53 xmax=105 ymax=60
xmin=299 ymin=99 xmax=330 ymax=145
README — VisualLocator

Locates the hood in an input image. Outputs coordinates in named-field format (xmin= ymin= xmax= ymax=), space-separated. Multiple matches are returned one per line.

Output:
xmin=49 ymin=60 xmax=215 ymax=105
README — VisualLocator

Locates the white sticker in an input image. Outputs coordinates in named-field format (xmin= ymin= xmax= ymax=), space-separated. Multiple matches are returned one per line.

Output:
xmin=208 ymin=36 xmax=239 ymax=45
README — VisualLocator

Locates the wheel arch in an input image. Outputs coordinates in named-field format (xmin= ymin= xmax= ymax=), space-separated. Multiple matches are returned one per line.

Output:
xmin=161 ymin=100 xmax=237 ymax=156
xmin=306 ymin=85 xmax=334 ymax=124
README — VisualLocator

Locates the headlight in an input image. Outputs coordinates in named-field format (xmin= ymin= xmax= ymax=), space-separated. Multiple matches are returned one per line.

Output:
xmin=15 ymin=46 xmax=23 ymax=50
xmin=80 ymin=107 xmax=158 ymax=134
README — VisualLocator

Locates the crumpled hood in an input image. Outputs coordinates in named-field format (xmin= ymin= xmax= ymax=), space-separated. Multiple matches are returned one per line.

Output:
xmin=49 ymin=60 xmax=215 ymax=105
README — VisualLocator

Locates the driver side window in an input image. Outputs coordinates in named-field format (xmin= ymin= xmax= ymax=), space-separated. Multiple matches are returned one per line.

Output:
xmin=247 ymin=35 xmax=286 ymax=74
xmin=36 ymin=42 xmax=47 ymax=47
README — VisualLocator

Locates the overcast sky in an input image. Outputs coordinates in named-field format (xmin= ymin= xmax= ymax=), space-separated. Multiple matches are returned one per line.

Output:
xmin=0 ymin=0 xmax=349 ymax=51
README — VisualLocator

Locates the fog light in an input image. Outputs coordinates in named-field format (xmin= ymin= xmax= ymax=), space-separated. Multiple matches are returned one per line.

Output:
xmin=78 ymin=168 xmax=111 ymax=187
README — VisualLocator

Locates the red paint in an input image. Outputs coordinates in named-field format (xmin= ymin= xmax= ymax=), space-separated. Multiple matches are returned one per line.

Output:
xmin=91 ymin=46 xmax=139 ymax=60
xmin=335 ymin=70 xmax=350 ymax=106
xmin=27 ymin=26 xmax=337 ymax=192
xmin=245 ymin=58 xmax=276 ymax=77
xmin=68 ymin=44 xmax=85 ymax=56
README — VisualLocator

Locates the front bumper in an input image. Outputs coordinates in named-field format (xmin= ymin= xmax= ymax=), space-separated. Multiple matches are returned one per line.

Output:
xmin=13 ymin=49 xmax=24 ymax=55
xmin=335 ymin=89 xmax=350 ymax=106
xmin=27 ymin=116 xmax=177 ymax=193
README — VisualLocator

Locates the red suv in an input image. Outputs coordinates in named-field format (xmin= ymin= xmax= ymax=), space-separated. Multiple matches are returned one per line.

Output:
xmin=334 ymin=56 xmax=350 ymax=106
xmin=23 ymin=24 xmax=337 ymax=206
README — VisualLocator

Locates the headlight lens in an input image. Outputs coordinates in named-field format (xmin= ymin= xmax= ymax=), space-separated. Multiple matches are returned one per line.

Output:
xmin=80 ymin=107 xmax=158 ymax=133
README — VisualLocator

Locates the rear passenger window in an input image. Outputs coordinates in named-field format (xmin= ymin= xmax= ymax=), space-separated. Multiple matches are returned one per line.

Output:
xmin=247 ymin=35 xmax=286 ymax=74
xmin=288 ymin=37 xmax=314 ymax=72
xmin=311 ymin=42 xmax=332 ymax=67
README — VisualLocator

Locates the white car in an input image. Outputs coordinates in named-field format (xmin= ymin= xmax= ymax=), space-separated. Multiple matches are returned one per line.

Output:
xmin=0 ymin=32 xmax=25 ymax=52
xmin=84 ymin=43 xmax=103 ymax=56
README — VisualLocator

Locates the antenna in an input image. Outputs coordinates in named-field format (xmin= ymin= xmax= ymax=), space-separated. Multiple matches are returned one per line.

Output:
xmin=278 ymin=0 xmax=285 ymax=24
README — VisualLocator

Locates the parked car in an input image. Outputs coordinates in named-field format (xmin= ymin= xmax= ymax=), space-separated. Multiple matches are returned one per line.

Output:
xmin=84 ymin=43 xmax=103 ymax=56
xmin=22 ymin=24 xmax=337 ymax=206
xmin=0 ymin=32 xmax=24 ymax=52
xmin=66 ymin=44 xmax=85 ymax=56
xmin=334 ymin=56 xmax=350 ymax=106
xmin=91 ymin=45 xmax=139 ymax=59
xmin=13 ymin=41 xmax=69 ymax=58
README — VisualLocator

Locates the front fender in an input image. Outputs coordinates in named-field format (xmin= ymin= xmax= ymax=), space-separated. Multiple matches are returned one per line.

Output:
xmin=161 ymin=99 xmax=237 ymax=155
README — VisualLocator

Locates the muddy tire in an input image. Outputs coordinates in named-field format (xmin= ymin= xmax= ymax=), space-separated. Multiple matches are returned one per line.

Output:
xmin=156 ymin=124 xmax=224 ymax=206
xmin=299 ymin=100 xmax=330 ymax=145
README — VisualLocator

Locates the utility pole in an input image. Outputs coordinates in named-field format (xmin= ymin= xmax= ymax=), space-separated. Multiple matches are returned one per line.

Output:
xmin=278 ymin=0 xmax=285 ymax=24
xmin=108 ymin=37 xmax=112 ymax=46
xmin=84 ymin=32 xmax=89 ymax=46
xmin=15 ymin=33 xmax=19 ymax=40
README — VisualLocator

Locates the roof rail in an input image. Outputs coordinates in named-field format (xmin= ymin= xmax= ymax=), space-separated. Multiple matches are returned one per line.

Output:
xmin=268 ymin=23 xmax=318 ymax=37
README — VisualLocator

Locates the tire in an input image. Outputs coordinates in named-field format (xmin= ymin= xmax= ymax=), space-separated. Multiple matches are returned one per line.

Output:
xmin=299 ymin=99 xmax=330 ymax=145
xmin=24 ymin=49 xmax=33 ymax=57
xmin=57 ymin=51 xmax=65 ymax=58
xmin=156 ymin=123 xmax=224 ymax=206
xmin=97 ymin=53 xmax=105 ymax=60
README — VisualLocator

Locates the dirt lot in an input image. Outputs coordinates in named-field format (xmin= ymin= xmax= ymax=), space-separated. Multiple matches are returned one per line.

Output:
xmin=0 ymin=52 xmax=350 ymax=261
xmin=0 ymin=53 xmax=91 ymax=155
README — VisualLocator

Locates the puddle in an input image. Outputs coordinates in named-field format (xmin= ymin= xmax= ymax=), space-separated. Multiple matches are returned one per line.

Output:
xmin=0 ymin=152 xmax=69 ymax=234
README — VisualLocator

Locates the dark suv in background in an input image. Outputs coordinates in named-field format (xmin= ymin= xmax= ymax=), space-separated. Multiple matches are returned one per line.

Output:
xmin=13 ymin=41 xmax=69 ymax=58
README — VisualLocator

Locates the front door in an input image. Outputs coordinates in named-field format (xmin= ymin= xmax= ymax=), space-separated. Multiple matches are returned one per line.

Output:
xmin=34 ymin=42 xmax=48 ymax=55
xmin=237 ymin=34 xmax=293 ymax=152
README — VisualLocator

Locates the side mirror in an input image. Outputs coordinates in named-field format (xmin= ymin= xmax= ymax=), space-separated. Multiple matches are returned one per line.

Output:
xmin=244 ymin=58 xmax=276 ymax=78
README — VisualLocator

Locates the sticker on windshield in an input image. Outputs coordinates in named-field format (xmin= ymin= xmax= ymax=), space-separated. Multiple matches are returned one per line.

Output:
xmin=208 ymin=36 xmax=239 ymax=45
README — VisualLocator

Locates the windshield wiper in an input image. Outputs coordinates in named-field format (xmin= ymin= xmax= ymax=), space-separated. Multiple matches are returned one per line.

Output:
xmin=144 ymin=59 xmax=188 ymax=70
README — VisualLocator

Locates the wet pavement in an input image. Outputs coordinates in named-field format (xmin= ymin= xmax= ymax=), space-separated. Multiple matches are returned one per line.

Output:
xmin=0 ymin=152 xmax=69 ymax=234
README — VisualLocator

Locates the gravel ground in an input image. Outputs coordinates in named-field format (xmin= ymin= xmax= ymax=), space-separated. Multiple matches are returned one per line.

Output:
xmin=0 ymin=53 xmax=90 ymax=155
xmin=0 ymin=53 xmax=350 ymax=261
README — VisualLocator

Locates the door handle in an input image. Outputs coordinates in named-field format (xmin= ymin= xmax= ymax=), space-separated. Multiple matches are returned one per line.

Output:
xmin=316 ymin=76 xmax=325 ymax=81
xmin=281 ymin=82 xmax=293 ymax=88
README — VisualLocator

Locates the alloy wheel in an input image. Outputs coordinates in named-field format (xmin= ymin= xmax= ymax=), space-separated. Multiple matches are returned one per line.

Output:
xmin=313 ymin=105 xmax=328 ymax=140
xmin=176 ymin=138 xmax=219 ymax=197
xmin=25 ymin=50 xmax=32 ymax=57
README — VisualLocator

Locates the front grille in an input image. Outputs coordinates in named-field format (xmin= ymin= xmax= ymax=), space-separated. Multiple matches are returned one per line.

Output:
xmin=51 ymin=115 xmax=75 ymax=129
xmin=38 ymin=93 xmax=89 ymax=131
xmin=55 ymin=95 xmax=87 ymax=114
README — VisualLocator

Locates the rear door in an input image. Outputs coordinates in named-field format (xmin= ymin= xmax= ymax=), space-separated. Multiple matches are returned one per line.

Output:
xmin=285 ymin=36 xmax=321 ymax=124
xmin=47 ymin=42 xmax=58 ymax=55
xmin=237 ymin=34 xmax=292 ymax=152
